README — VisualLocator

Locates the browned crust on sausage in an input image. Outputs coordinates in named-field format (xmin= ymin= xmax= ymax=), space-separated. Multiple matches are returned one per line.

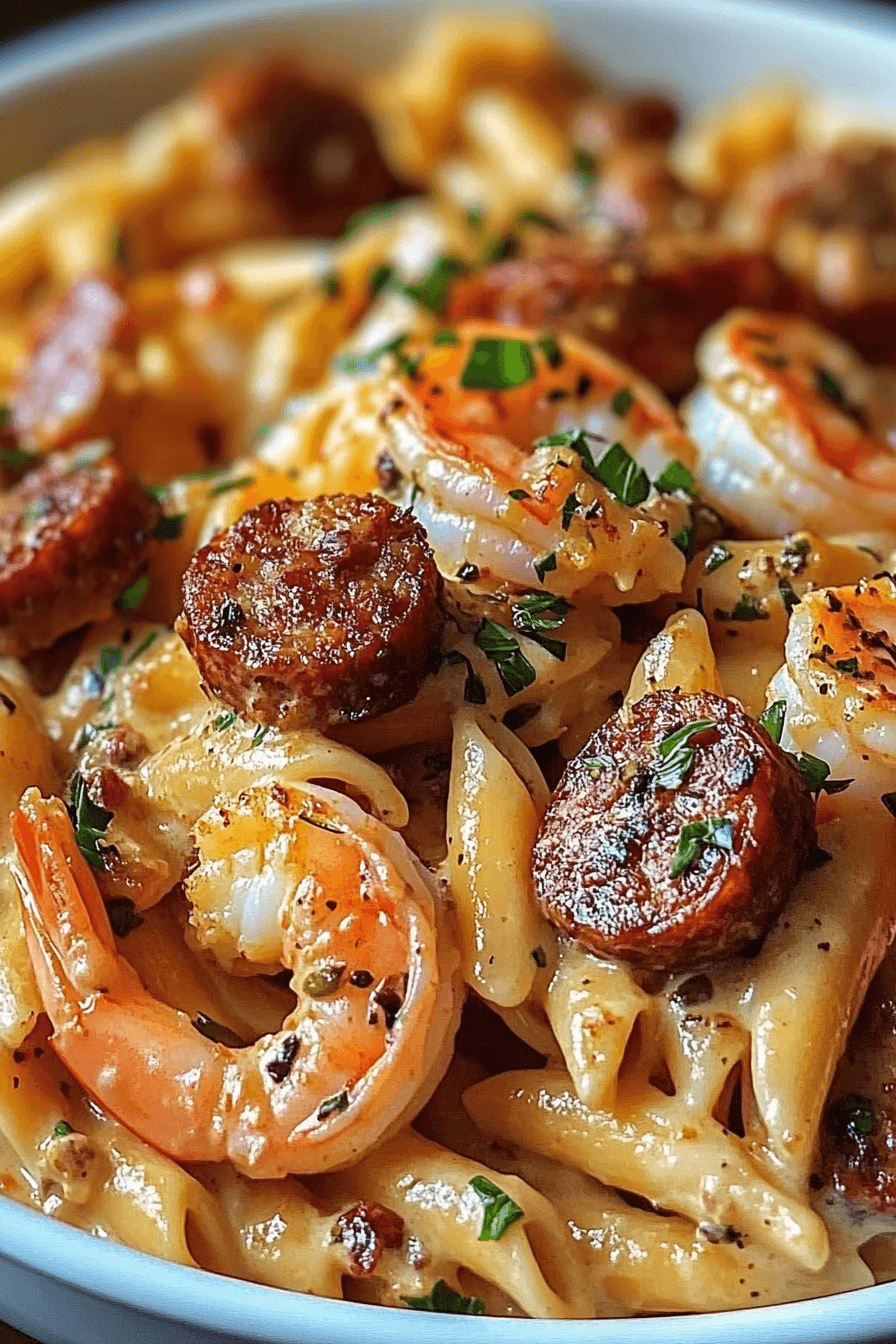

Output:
xmin=177 ymin=493 xmax=444 ymax=729
xmin=333 ymin=1200 xmax=405 ymax=1276
xmin=204 ymin=59 xmax=408 ymax=237
xmin=11 ymin=276 xmax=138 ymax=452
xmin=447 ymin=234 xmax=809 ymax=398
xmin=0 ymin=452 xmax=159 ymax=657
xmin=533 ymin=690 xmax=816 ymax=972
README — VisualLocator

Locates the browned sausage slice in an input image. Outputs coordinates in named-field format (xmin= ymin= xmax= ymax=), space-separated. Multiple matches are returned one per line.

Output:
xmin=177 ymin=494 xmax=444 ymax=730
xmin=204 ymin=59 xmax=407 ymax=237
xmin=11 ymin=276 xmax=137 ymax=452
xmin=533 ymin=690 xmax=817 ymax=972
xmin=0 ymin=451 xmax=159 ymax=657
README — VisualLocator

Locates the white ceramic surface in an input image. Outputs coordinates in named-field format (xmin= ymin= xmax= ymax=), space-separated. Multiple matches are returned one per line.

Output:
xmin=2 ymin=0 xmax=896 ymax=1339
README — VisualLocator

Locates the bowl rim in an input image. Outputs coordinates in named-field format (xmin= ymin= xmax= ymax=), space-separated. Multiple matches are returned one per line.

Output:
xmin=3 ymin=0 xmax=896 ymax=1337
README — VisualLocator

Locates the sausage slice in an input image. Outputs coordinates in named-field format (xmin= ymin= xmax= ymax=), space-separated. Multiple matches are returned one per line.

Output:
xmin=11 ymin=276 xmax=137 ymax=452
xmin=177 ymin=493 xmax=444 ymax=729
xmin=0 ymin=451 xmax=159 ymax=656
xmin=533 ymin=690 xmax=816 ymax=972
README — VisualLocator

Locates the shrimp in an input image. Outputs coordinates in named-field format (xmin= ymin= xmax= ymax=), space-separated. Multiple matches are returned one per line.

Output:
xmin=684 ymin=309 xmax=896 ymax=537
xmin=381 ymin=320 xmax=696 ymax=605
xmin=12 ymin=784 xmax=461 ymax=1179
xmin=766 ymin=574 xmax=896 ymax=799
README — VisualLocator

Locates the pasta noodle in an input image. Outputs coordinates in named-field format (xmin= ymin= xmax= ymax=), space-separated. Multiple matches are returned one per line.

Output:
xmin=0 ymin=8 xmax=896 ymax=1325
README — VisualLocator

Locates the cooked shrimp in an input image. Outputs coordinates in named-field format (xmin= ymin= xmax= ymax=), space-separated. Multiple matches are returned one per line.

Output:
xmin=382 ymin=320 xmax=696 ymax=604
xmin=12 ymin=784 xmax=461 ymax=1178
xmin=685 ymin=309 xmax=896 ymax=537
xmin=766 ymin=574 xmax=896 ymax=799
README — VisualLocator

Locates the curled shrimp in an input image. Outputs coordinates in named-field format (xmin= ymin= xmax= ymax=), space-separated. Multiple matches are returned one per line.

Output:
xmin=767 ymin=574 xmax=896 ymax=799
xmin=12 ymin=784 xmax=461 ymax=1178
xmin=684 ymin=308 xmax=896 ymax=537
xmin=381 ymin=320 xmax=696 ymax=605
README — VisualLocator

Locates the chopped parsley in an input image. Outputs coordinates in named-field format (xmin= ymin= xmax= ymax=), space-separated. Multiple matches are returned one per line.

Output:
xmin=459 ymin=338 xmax=535 ymax=391
xmin=611 ymin=387 xmax=634 ymax=417
xmin=465 ymin=205 xmax=484 ymax=230
xmin=835 ymin=657 xmax=859 ymax=674
xmin=127 ymin=631 xmax=157 ymax=664
xmin=814 ymin=366 xmax=846 ymax=407
xmin=714 ymin=595 xmax=768 ymax=622
xmin=98 ymin=646 xmax=123 ymax=681
xmin=508 ymin=488 xmax=529 ymax=501
xmin=75 ymin=721 xmax=114 ymax=751
xmin=778 ymin=578 xmax=799 ymax=615
xmin=483 ymin=233 xmax=516 ymax=264
xmin=250 ymin=724 xmax=269 ymax=748
xmin=672 ymin=525 xmax=694 ymax=561
xmin=52 ymin=1121 xmax=73 ymax=1139
xmin=470 ymin=1175 xmax=524 ymax=1241
xmin=474 ymin=620 xmax=537 ymax=697
xmin=321 ymin=271 xmax=342 ymax=299
xmin=655 ymin=719 xmax=717 ymax=790
xmin=0 ymin=445 xmax=38 ymax=473
xmin=214 ymin=711 xmax=237 ymax=731
xmin=795 ymin=753 xmax=853 ymax=796
xmin=536 ymin=333 xmax=563 ymax=368
xmin=572 ymin=146 xmax=597 ymax=183
xmin=431 ymin=328 xmax=460 ymax=346
xmin=401 ymin=254 xmax=468 ymax=315
xmin=584 ymin=753 xmax=614 ymax=772
xmin=116 ymin=574 xmax=149 ymax=612
xmin=561 ymin=492 xmax=579 ymax=531
xmin=512 ymin=593 xmax=570 ymax=661
xmin=654 ymin=459 xmax=696 ymax=495
xmin=531 ymin=946 xmax=547 ymax=968
xmin=207 ymin=475 xmax=255 ymax=498
xmin=513 ymin=208 xmax=561 ymax=230
xmin=537 ymin=430 xmax=651 ymax=508
xmin=758 ymin=699 xmax=786 ymax=745
xmin=67 ymin=772 xmax=113 ymax=872
xmin=704 ymin=543 xmax=733 ymax=573
xmin=401 ymin=1281 xmax=485 ymax=1315
xmin=534 ymin=551 xmax=557 ymax=584
xmin=830 ymin=1094 xmax=875 ymax=1144
xmin=443 ymin=651 xmax=487 ymax=705
xmin=155 ymin=512 xmax=186 ymax=540
xmin=317 ymin=1090 xmax=349 ymax=1121
xmin=670 ymin=817 xmax=734 ymax=880
xmin=334 ymin=334 xmax=418 ymax=378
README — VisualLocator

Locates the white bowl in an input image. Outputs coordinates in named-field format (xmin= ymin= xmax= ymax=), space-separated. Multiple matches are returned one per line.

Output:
xmin=3 ymin=1 xmax=896 ymax=1340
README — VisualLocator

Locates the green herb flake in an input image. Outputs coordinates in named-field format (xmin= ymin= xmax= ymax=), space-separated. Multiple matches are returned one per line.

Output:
xmin=654 ymin=459 xmax=696 ymax=496
xmin=655 ymin=719 xmax=718 ymax=790
xmin=67 ymin=772 xmax=113 ymax=872
xmin=561 ymin=492 xmax=578 ymax=531
xmin=830 ymin=1093 xmax=875 ymax=1144
xmin=317 ymin=1090 xmax=349 ymax=1121
xmin=110 ymin=225 xmax=129 ymax=267
xmin=75 ymin=721 xmax=114 ymax=751
xmin=155 ymin=512 xmax=186 ymax=541
xmin=714 ymin=595 xmax=769 ymax=623
xmin=250 ymin=724 xmax=269 ymax=748
xmin=778 ymin=578 xmax=799 ymax=615
xmin=470 ymin=1175 xmax=525 ymax=1241
xmin=98 ymin=646 xmax=123 ymax=680
xmin=512 ymin=592 xmax=571 ymax=661
xmin=759 ymin=699 xmax=786 ymax=745
xmin=401 ymin=1281 xmax=485 ymax=1315
xmin=572 ymin=147 xmax=597 ymax=182
xmin=835 ymin=657 xmax=859 ymax=674
xmin=595 ymin=441 xmax=651 ymax=508
xmin=431 ymin=328 xmax=460 ymax=346
xmin=321 ymin=271 xmax=342 ymax=299
xmin=0 ymin=445 xmax=38 ymax=473
xmin=214 ymin=711 xmax=237 ymax=731
xmin=335 ymin=334 xmax=413 ymax=377
xmin=531 ymin=946 xmax=547 ymax=968
xmin=443 ymin=650 xmax=487 ymax=705
xmin=513 ymin=208 xmax=561 ymax=231
xmin=534 ymin=551 xmax=557 ymax=584
xmin=180 ymin=466 xmax=228 ymax=483
xmin=536 ymin=333 xmax=563 ymax=368
xmin=670 ymin=817 xmax=734 ymax=880
xmin=127 ymin=631 xmax=157 ymax=665
xmin=508 ymin=488 xmax=530 ymax=501
xmin=814 ymin=366 xmax=846 ymax=407
xmin=474 ymin=619 xmax=537 ymax=697
xmin=401 ymin=254 xmax=468 ymax=315
xmin=483 ymin=234 xmax=516 ymax=265
xmin=207 ymin=475 xmax=255 ymax=499
xmin=52 ymin=1121 xmax=73 ymax=1139
xmin=859 ymin=545 xmax=883 ymax=562
xmin=583 ymin=753 xmax=614 ymax=772
xmin=611 ymin=387 xmax=634 ymax=417
xmin=704 ymin=543 xmax=733 ymax=573
xmin=116 ymin=574 xmax=149 ymax=613
xmin=673 ymin=525 xmax=694 ymax=561
xmin=795 ymin=753 xmax=853 ymax=796
xmin=465 ymin=205 xmax=484 ymax=230
xmin=460 ymin=338 xmax=535 ymax=392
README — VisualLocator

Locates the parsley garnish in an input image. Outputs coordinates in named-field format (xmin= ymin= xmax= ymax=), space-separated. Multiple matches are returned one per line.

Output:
xmin=572 ymin=147 xmax=596 ymax=183
xmin=835 ymin=657 xmax=859 ymax=674
xmin=317 ymin=1090 xmax=349 ymax=1120
xmin=116 ymin=574 xmax=149 ymax=612
xmin=465 ymin=205 xmax=484 ymax=230
xmin=778 ymin=578 xmax=799 ymax=615
xmin=796 ymin=753 xmax=853 ymax=796
xmin=655 ymin=719 xmax=717 ymax=790
xmin=250 ymin=724 xmax=269 ymax=748
xmin=513 ymin=208 xmax=561 ymax=231
xmin=127 ymin=631 xmax=157 ymax=664
xmin=512 ymin=593 xmax=570 ymax=661
xmin=321 ymin=271 xmax=341 ymax=299
xmin=830 ymin=1094 xmax=874 ymax=1143
xmin=654 ymin=459 xmax=696 ymax=495
xmin=214 ymin=711 xmax=237 ymax=731
xmin=335 ymin=334 xmax=418 ymax=377
xmin=401 ymin=1281 xmax=485 ymax=1315
xmin=583 ymin=753 xmax=613 ymax=772
xmin=673 ymin=525 xmax=694 ymax=561
xmin=431 ymin=328 xmax=460 ymax=346
xmin=98 ymin=646 xmax=122 ymax=680
xmin=460 ymin=338 xmax=535 ymax=391
xmin=536 ymin=333 xmax=563 ymax=368
xmin=483 ymin=234 xmax=516 ymax=264
xmin=155 ymin=513 xmax=186 ymax=540
xmin=704 ymin=543 xmax=733 ymax=573
xmin=814 ymin=366 xmax=846 ymax=407
xmin=401 ymin=254 xmax=468 ymax=315
xmin=0 ymin=445 xmax=38 ymax=473
xmin=534 ymin=551 xmax=557 ymax=584
xmin=670 ymin=817 xmax=734 ymax=879
xmin=474 ymin=620 xmax=536 ymax=697
xmin=207 ymin=475 xmax=254 ymax=499
xmin=531 ymin=946 xmax=547 ymax=968
xmin=75 ymin=721 xmax=114 ymax=751
xmin=470 ymin=1175 xmax=524 ymax=1241
xmin=596 ymin=441 xmax=651 ymax=507
xmin=759 ymin=699 xmax=786 ymax=744
xmin=443 ymin=651 xmax=487 ymax=705
xmin=508 ymin=488 xmax=529 ymax=501
xmin=67 ymin=772 xmax=113 ymax=871
xmin=561 ymin=492 xmax=578 ymax=530
xmin=52 ymin=1121 xmax=73 ymax=1139
xmin=611 ymin=387 xmax=634 ymax=417
xmin=714 ymin=595 xmax=768 ymax=622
